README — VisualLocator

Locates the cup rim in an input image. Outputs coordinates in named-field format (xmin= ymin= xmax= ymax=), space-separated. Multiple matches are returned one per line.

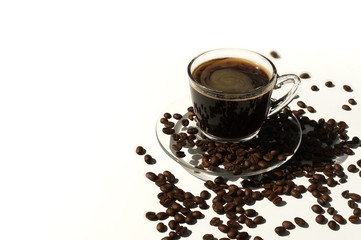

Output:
xmin=187 ymin=48 xmax=278 ymax=99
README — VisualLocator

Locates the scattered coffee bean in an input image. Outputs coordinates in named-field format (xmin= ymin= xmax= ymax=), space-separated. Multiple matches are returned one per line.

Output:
xmin=311 ymin=204 xmax=324 ymax=214
xmin=218 ymin=224 xmax=230 ymax=233
xmin=294 ymin=217 xmax=307 ymax=227
xmin=311 ymin=85 xmax=319 ymax=91
xmin=297 ymin=101 xmax=307 ymax=108
xmin=328 ymin=220 xmax=338 ymax=230
xmin=327 ymin=207 xmax=335 ymax=215
xmin=254 ymin=237 xmax=263 ymax=240
xmin=354 ymin=208 xmax=361 ymax=216
xmin=203 ymin=234 xmax=214 ymax=240
xmin=144 ymin=154 xmax=153 ymax=164
xmin=145 ymin=211 xmax=158 ymax=221
xmin=270 ymin=50 xmax=280 ymax=59
xmin=349 ymin=215 xmax=360 ymax=224
xmin=275 ymin=226 xmax=287 ymax=236
xmin=181 ymin=119 xmax=189 ymax=126
xmin=156 ymin=222 xmax=167 ymax=233
xmin=347 ymin=164 xmax=358 ymax=173
xmin=163 ymin=112 xmax=172 ymax=119
xmin=300 ymin=72 xmax=311 ymax=79
xmin=348 ymin=98 xmax=357 ymax=105
xmin=348 ymin=199 xmax=357 ymax=208
xmin=342 ymin=104 xmax=351 ymax=111
xmin=343 ymin=84 xmax=352 ymax=92
xmin=315 ymin=214 xmax=326 ymax=224
xmin=282 ymin=220 xmax=295 ymax=229
xmin=325 ymin=81 xmax=334 ymax=87
xmin=173 ymin=113 xmax=182 ymax=120
xmin=136 ymin=146 xmax=145 ymax=155
xmin=306 ymin=106 xmax=316 ymax=113
xmin=332 ymin=214 xmax=346 ymax=224
xmin=145 ymin=172 xmax=157 ymax=182
xmin=349 ymin=193 xmax=361 ymax=202
xmin=227 ymin=228 xmax=238 ymax=239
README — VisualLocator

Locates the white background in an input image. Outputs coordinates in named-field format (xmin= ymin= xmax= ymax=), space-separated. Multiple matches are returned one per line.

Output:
xmin=1 ymin=0 xmax=361 ymax=239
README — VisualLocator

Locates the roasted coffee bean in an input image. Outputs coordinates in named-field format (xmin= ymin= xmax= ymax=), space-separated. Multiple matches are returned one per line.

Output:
xmin=227 ymin=228 xmax=238 ymax=239
xmin=294 ymin=217 xmax=307 ymax=227
xmin=176 ymin=226 xmax=188 ymax=236
xmin=274 ymin=226 xmax=286 ymax=236
xmin=156 ymin=212 xmax=169 ymax=220
xmin=164 ymin=121 xmax=175 ymax=128
xmin=145 ymin=211 xmax=158 ymax=221
xmin=270 ymin=50 xmax=280 ymax=59
xmin=245 ymin=209 xmax=257 ymax=217
xmin=311 ymin=204 xmax=324 ymax=214
xmin=175 ymin=151 xmax=185 ymax=158
xmin=342 ymin=104 xmax=351 ymax=111
xmin=325 ymin=81 xmax=334 ymax=87
xmin=174 ymin=213 xmax=186 ymax=223
xmin=333 ymin=214 xmax=346 ymax=224
xmin=173 ymin=113 xmax=182 ymax=120
xmin=227 ymin=219 xmax=240 ymax=228
xmin=315 ymin=214 xmax=326 ymax=224
xmin=144 ymin=154 xmax=153 ymax=164
xmin=218 ymin=224 xmax=230 ymax=233
xmin=349 ymin=215 xmax=360 ymax=223
xmin=282 ymin=220 xmax=295 ymax=229
xmin=200 ymin=190 xmax=211 ymax=200
xmin=237 ymin=231 xmax=249 ymax=240
xmin=348 ymin=98 xmax=357 ymax=105
xmin=253 ymin=216 xmax=265 ymax=224
xmin=163 ymin=112 xmax=172 ymax=119
xmin=328 ymin=220 xmax=338 ymax=230
xmin=300 ymin=72 xmax=311 ymax=79
xmin=238 ymin=214 xmax=247 ymax=224
xmin=307 ymin=106 xmax=316 ymax=113
xmin=156 ymin=222 xmax=167 ymax=233
xmin=145 ymin=172 xmax=157 ymax=182
xmin=245 ymin=218 xmax=256 ymax=228
xmin=254 ymin=236 xmax=263 ymax=240
xmin=297 ymin=101 xmax=307 ymax=108
xmin=136 ymin=146 xmax=145 ymax=155
xmin=185 ymin=215 xmax=195 ymax=224
xmin=163 ymin=127 xmax=175 ymax=135
xmin=327 ymin=207 xmax=336 ymax=215
xmin=342 ymin=190 xmax=350 ymax=198
xmin=311 ymin=85 xmax=319 ymax=91
xmin=181 ymin=118 xmax=189 ymax=126
xmin=343 ymin=84 xmax=352 ymax=92
xmin=348 ymin=199 xmax=357 ymax=208
xmin=349 ymin=193 xmax=361 ymax=202
xmin=347 ymin=164 xmax=358 ymax=172
xmin=353 ymin=208 xmax=361 ymax=216
xmin=203 ymin=234 xmax=214 ymax=240
xmin=326 ymin=177 xmax=337 ymax=187
xmin=168 ymin=220 xmax=179 ymax=230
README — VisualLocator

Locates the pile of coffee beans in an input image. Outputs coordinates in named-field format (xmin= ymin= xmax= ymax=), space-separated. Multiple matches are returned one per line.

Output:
xmin=138 ymin=50 xmax=360 ymax=239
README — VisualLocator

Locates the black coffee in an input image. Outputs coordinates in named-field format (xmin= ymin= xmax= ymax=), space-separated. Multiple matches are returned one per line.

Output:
xmin=190 ymin=57 xmax=272 ymax=140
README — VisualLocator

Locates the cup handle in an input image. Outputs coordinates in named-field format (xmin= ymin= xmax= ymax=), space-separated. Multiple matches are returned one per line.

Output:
xmin=268 ymin=74 xmax=301 ymax=116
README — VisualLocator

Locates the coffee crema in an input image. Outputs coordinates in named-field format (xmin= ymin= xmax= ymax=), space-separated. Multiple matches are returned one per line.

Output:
xmin=190 ymin=57 xmax=273 ymax=140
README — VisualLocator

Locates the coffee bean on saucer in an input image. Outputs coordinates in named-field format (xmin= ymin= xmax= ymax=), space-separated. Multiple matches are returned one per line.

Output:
xmin=181 ymin=119 xmax=189 ymax=126
xmin=348 ymin=98 xmax=357 ymax=105
xmin=173 ymin=113 xmax=182 ymax=120
xmin=342 ymin=104 xmax=351 ymax=111
xmin=325 ymin=81 xmax=334 ymax=87
xmin=300 ymin=72 xmax=311 ymax=79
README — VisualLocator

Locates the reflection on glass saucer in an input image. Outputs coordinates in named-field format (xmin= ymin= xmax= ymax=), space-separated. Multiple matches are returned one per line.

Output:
xmin=156 ymin=102 xmax=302 ymax=181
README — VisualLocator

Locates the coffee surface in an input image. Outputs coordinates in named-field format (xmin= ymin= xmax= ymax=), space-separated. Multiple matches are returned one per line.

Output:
xmin=193 ymin=58 xmax=270 ymax=93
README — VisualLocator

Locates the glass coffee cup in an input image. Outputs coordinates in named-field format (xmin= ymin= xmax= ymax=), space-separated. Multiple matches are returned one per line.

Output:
xmin=188 ymin=48 xmax=300 ymax=142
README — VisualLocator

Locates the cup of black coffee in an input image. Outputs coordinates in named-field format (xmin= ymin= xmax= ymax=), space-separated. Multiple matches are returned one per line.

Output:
xmin=188 ymin=48 xmax=300 ymax=142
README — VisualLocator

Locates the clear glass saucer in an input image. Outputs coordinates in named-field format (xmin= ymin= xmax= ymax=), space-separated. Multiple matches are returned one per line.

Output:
xmin=156 ymin=97 xmax=302 ymax=181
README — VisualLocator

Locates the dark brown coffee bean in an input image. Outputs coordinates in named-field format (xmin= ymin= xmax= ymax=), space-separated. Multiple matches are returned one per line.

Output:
xmin=333 ymin=214 xmax=346 ymax=224
xmin=315 ymin=214 xmax=326 ymax=224
xmin=348 ymin=199 xmax=357 ymax=208
xmin=274 ymin=226 xmax=286 ymax=236
xmin=176 ymin=226 xmax=188 ymax=236
xmin=227 ymin=219 xmax=240 ymax=228
xmin=311 ymin=85 xmax=319 ymax=91
xmin=272 ymin=196 xmax=282 ymax=205
xmin=327 ymin=207 xmax=335 ymax=215
xmin=297 ymin=101 xmax=307 ymax=108
xmin=218 ymin=224 xmax=230 ymax=233
xmin=185 ymin=215 xmax=195 ymax=225
xmin=325 ymin=81 xmax=334 ymax=87
xmin=145 ymin=211 xmax=157 ymax=221
xmin=175 ymin=151 xmax=185 ymax=158
xmin=253 ymin=216 xmax=265 ymax=224
xmin=294 ymin=217 xmax=307 ymax=227
xmin=156 ymin=212 xmax=169 ymax=220
xmin=328 ymin=220 xmax=338 ymax=230
xmin=136 ymin=146 xmax=145 ymax=155
xmin=163 ymin=127 xmax=175 ymax=135
xmin=227 ymin=228 xmax=238 ymax=239
xmin=203 ymin=234 xmax=214 ymax=240
xmin=173 ymin=113 xmax=182 ymax=120
xmin=200 ymin=190 xmax=211 ymax=200
xmin=300 ymin=72 xmax=311 ymax=79
xmin=354 ymin=208 xmax=361 ymax=216
xmin=191 ymin=210 xmax=203 ymax=219
xmin=347 ymin=164 xmax=358 ymax=172
xmin=181 ymin=119 xmax=189 ymax=126
xmin=311 ymin=204 xmax=324 ymax=214
xmin=350 ymin=193 xmax=361 ymax=202
xmin=282 ymin=220 xmax=295 ymax=229
xmin=210 ymin=217 xmax=222 ymax=227
xmin=145 ymin=172 xmax=157 ymax=182
xmin=168 ymin=220 xmax=179 ymax=230
xmin=270 ymin=50 xmax=280 ymax=59
xmin=156 ymin=222 xmax=167 ymax=233
xmin=164 ymin=121 xmax=175 ymax=128
xmin=342 ymin=190 xmax=350 ymax=199
xmin=144 ymin=154 xmax=153 ymax=164
xmin=245 ymin=209 xmax=257 ymax=217
xmin=163 ymin=112 xmax=172 ymax=119
xmin=343 ymin=84 xmax=352 ymax=92
xmin=342 ymin=104 xmax=351 ymax=111
xmin=174 ymin=213 xmax=186 ymax=223
xmin=326 ymin=177 xmax=337 ymax=187
xmin=307 ymin=106 xmax=316 ymax=113
xmin=349 ymin=215 xmax=360 ymax=223
xmin=254 ymin=236 xmax=263 ymax=240
xmin=348 ymin=98 xmax=357 ymax=105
